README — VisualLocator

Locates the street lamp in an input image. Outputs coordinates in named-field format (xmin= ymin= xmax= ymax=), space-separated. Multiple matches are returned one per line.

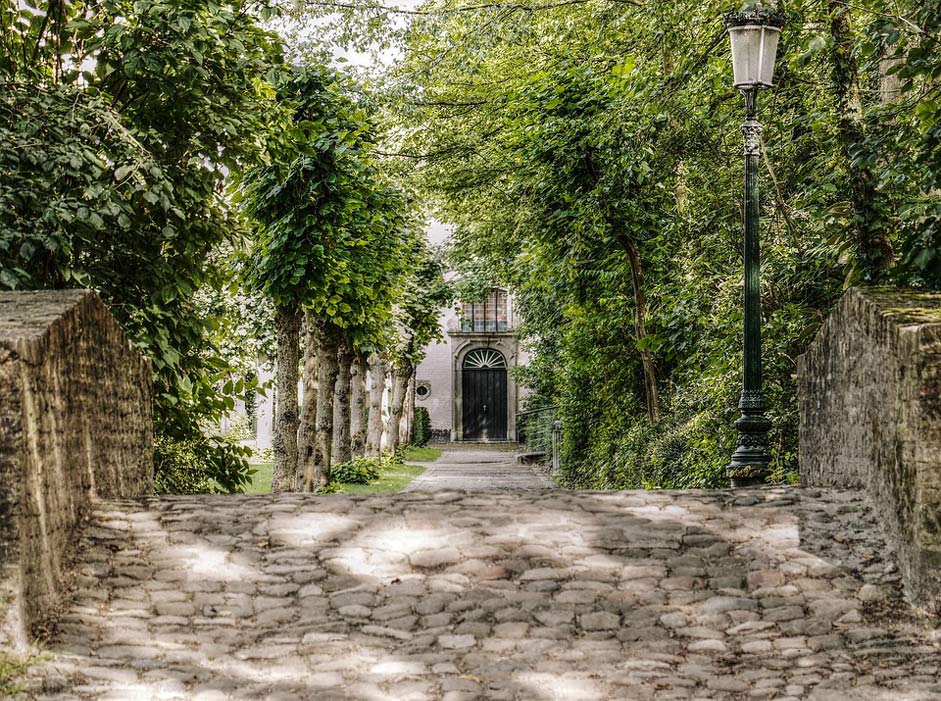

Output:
xmin=723 ymin=5 xmax=785 ymax=487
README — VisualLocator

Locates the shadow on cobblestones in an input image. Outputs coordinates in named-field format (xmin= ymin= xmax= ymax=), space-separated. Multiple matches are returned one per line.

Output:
xmin=30 ymin=488 xmax=941 ymax=700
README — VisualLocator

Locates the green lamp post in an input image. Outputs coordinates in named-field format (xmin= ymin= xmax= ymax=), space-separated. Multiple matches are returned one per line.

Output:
xmin=724 ymin=5 xmax=785 ymax=487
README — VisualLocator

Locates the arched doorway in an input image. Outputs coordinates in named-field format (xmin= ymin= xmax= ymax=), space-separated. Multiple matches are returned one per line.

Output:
xmin=462 ymin=348 xmax=508 ymax=440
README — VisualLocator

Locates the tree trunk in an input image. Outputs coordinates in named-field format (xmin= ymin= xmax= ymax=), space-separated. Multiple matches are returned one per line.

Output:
xmin=350 ymin=352 xmax=369 ymax=457
xmin=305 ymin=322 xmax=340 ymax=490
xmin=402 ymin=371 xmax=416 ymax=447
xmin=616 ymin=233 xmax=660 ymax=424
xmin=366 ymin=353 xmax=387 ymax=456
xmin=879 ymin=55 xmax=902 ymax=104
xmin=828 ymin=1 xmax=893 ymax=281
xmin=334 ymin=338 xmax=354 ymax=465
xmin=296 ymin=311 xmax=320 ymax=490
xmin=272 ymin=307 xmax=301 ymax=493
xmin=385 ymin=363 xmax=412 ymax=453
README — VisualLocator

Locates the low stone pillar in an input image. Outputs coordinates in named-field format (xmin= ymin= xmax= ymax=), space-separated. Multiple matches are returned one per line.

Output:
xmin=0 ymin=290 xmax=153 ymax=647
xmin=798 ymin=287 xmax=941 ymax=603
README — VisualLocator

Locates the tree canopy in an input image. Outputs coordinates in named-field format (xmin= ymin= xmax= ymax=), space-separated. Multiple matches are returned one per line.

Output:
xmin=373 ymin=0 xmax=941 ymax=487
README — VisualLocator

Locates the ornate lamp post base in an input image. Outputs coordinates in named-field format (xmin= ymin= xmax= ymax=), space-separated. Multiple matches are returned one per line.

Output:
xmin=728 ymin=392 xmax=772 ymax=487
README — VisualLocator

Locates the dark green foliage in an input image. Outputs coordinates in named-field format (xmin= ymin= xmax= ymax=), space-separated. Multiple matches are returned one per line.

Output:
xmin=154 ymin=434 xmax=252 ymax=494
xmin=1 ymin=0 xmax=284 ymax=492
xmin=239 ymin=65 xmax=414 ymax=347
xmin=330 ymin=452 xmax=403 ymax=484
xmin=390 ymin=244 xmax=455 ymax=369
xmin=331 ymin=456 xmax=382 ymax=484
xmin=389 ymin=0 xmax=940 ymax=490
xmin=517 ymin=406 xmax=556 ymax=459
xmin=412 ymin=406 xmax=432 ymax=447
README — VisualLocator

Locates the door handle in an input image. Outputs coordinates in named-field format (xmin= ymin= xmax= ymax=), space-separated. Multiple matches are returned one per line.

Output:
xmin=483 ymin=404 xmax=488 ymax=413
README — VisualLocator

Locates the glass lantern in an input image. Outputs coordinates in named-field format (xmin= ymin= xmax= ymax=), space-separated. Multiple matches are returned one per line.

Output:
xmin=724 ymin=7 xmax=786 ymax=89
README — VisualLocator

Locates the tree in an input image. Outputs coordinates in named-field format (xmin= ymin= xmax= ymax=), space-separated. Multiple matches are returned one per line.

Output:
xmin=827 ymin=0 xmax=894 ymax=282
xmin=1 ymin=0 xmax=284 ymax=492
xmin=240 ymin=64 xmax=415 ymax=490
xmin=334 ymin=340 xmax=355 ymax=464
xmin=349 ymin=352 xmax=370 ymax=456
xmin=297 ymin=313 xmax=320 ymax=488
xmin=366 ymin=353 xmax=389 ymax=455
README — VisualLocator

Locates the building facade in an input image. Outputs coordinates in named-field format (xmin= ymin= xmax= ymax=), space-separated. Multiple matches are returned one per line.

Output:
xmin=251 ymin=286 xmax=528 ymax=450
xmin=415 ymin=288 xmax=527 ymax=442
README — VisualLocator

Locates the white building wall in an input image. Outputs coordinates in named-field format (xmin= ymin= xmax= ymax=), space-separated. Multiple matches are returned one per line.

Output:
xmin=516 ymin=345 xmax=533 ymax=407
xmin=255 ymin=356 xmax=275 ymax=450
xmin=416 ymin=308 xmax=457 ymax=437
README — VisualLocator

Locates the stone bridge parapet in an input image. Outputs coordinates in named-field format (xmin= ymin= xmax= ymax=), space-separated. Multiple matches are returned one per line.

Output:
xmin=0 ymin=290 xmax=153 ymax=647
xmin=799 ymin=286 xmax=941 ymax=603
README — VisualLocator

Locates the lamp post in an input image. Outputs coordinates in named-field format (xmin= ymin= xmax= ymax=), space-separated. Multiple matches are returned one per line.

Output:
xmin=724 ymin=5 xmax=785 ymax=487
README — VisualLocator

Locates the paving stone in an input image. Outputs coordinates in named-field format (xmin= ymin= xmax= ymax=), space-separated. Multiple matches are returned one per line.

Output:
xmin=700 ymin=596 xmax=758 ymax=614
xmin=689 ymin=639 xmax=728 ymax=653
xmin=410 ymin=548 xmax=462 ymax=569
xmin=437 ymin=634 xmax=476 ymax=649
xmin=660 ymin=612 xmax=688 ymax=628
xmin=579 ymin=611 xmax=620 ymax=631
xmin=26 ymin=483 xmax=941 ymax=701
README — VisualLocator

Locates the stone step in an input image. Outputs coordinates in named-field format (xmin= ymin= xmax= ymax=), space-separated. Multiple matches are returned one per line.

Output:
xmin=430 ymin=440 xmax=519 ymax=452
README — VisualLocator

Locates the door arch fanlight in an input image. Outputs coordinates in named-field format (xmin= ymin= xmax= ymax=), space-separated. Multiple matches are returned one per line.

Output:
xmin=463 ymin=348 xmax=507 ymax=370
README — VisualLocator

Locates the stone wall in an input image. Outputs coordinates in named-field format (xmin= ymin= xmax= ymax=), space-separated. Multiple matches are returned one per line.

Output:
xmin=799 ymin=286 xmax=941 ymax=603
xmin=0 ymin=290 xmax=153 ymax=647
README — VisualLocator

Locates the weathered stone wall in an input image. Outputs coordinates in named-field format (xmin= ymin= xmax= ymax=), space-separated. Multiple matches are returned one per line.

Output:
xmin=799 ymin=286 xmax=941 ymax=603
xmin=0 ymin=290 xmax=153 ymax=646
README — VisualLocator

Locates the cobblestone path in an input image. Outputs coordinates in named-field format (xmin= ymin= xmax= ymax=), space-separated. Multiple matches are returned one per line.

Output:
xmin=34 ymin=488 xmax=941 ymax=700
xmin=405 ymin=449 xmax=554 ymax=491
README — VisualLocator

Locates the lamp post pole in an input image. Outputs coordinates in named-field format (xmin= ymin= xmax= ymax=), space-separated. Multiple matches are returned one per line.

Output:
xmin=728 ymin=86 xmax=772 ymax=487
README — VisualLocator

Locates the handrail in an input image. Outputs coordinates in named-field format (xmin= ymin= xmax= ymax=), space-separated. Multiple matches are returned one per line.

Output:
xmin=516 ymin=405 xmax=559 ymax=419
xmin=515 ymin=406 xmax=561 ymax=476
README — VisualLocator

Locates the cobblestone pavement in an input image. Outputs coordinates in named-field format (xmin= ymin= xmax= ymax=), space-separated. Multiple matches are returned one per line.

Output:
xmin=31 ymin=488 xmax=941 ymax=700
xmin=405 ymin=449 xmax=554 ymax=491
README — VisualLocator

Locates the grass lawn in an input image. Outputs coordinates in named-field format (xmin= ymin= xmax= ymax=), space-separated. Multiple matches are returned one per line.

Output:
xmin=243 ymin=446 xmax=440 ymax=495
xmin=338 ymin=462 xmax=425 ymax=494
xmin=244 ymin=461 xmax=273 ymax=494
xmin=402 ymin=445 xmax=443 ymax=462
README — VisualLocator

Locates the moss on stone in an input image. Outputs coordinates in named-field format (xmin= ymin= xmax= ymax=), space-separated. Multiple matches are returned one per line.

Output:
xmin=0 ymin=651 xmax=45 ymax=697
xmin=860 ymin=287 xmax=941 ymax=324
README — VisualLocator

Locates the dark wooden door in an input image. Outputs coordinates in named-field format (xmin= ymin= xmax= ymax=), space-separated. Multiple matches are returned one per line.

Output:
xmin=462 ymin=367 xmax=508 ymax=440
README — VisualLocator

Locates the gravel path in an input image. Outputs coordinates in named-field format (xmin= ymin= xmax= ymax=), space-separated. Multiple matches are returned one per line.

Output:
xmin=404 ymin=449 xmax=554 ymax=491
xmin=26 ymin=487 xmax=941 ymax=700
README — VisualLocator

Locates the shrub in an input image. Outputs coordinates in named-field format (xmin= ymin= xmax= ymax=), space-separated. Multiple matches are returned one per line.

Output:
xmin=222 ymin=413 xmax=255 ymax=442
xmin=332 ymin=456 xmax=381 ymax=484
xmin=154 ymin=433 xmax=253 ymax=494
xmin=412 ymin=406 xmax=432 ymax=447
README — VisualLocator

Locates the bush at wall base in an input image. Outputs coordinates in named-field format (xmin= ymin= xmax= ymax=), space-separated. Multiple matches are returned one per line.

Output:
xmin=412 ymin=407 xmax=432 ymax=447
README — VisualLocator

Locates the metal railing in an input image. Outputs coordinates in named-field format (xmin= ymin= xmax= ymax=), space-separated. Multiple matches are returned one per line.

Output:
xmin=516 ymin=406 xmax=561 ymax=473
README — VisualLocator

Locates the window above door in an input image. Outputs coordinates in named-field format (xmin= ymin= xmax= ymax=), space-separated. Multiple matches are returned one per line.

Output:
xmin=460 ymin=288 xmax=509 ymax=332
xmin=463 ymin=348 xmax=507 ymax=369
